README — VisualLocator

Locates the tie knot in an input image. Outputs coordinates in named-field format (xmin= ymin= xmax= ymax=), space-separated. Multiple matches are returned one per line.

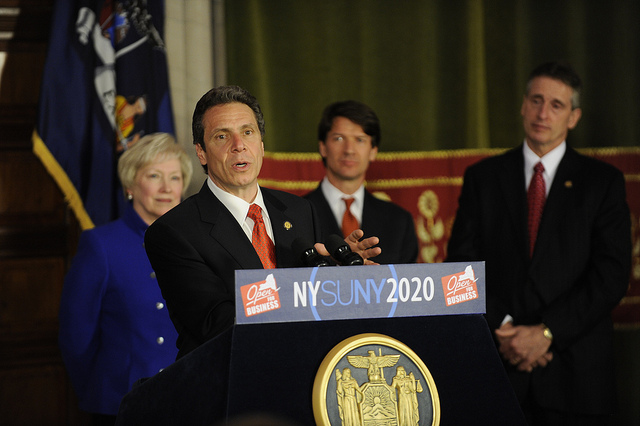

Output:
xmin=343 ymin=198 xmax=355 ymax=209
xmin=534 ymin=162 xmax=545 ymax=174
xmin=248 ymin=204 xmax=263 ymax=221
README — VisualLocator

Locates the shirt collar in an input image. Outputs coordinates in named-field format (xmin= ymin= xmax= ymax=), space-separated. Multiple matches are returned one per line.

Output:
xmin=523 ymin=140 xmax=566 ymax=193
xmin=206 ymin=177 xmax=269 ymax=225
xmin=320 ymin=177 xmax=365 ymax=223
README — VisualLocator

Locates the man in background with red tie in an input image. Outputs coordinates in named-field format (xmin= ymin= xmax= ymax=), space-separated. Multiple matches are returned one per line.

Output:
xmin=144 ymin=86 xmax=381 ymax=359
xmin=446 ymin=62 xmax=631 ymax=425
xmin=305 ymin=100 xmax=418 ymax=264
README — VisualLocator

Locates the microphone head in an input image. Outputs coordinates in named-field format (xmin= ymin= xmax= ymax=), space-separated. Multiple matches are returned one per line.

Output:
xmin=292 ymin=237 xmax=330 ymax=267
xmin=326 ymin=234 xmax=364 ymax=266
xmin=325 ymin=234 xmax=348 ymax=253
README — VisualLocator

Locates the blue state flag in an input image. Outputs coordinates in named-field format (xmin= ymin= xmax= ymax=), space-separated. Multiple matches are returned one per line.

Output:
xmin=33 ymin=0 xmax=174 ymax=229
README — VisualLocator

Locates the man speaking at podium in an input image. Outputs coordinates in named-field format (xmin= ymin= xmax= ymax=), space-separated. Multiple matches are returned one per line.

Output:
xmin=144 ymin=85 xmax=381 ymax=359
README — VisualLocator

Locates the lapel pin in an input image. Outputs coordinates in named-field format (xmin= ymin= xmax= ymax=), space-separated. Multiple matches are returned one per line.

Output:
xmin=284 ymin=221 xmax=293 ymax=230
xmin=564 ymin=180 xmax=573 ymax=188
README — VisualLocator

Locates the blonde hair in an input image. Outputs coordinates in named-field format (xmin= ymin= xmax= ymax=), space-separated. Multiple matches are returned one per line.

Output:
xmin=117 ymin=133 xmax=193 ymax=196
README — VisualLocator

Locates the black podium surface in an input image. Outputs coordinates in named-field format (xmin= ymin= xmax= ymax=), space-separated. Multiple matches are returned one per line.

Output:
xmin=116 ymin=314 xmax=525 ymax=425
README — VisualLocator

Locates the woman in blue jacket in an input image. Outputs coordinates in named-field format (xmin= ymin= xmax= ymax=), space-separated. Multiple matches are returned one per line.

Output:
xmin=58 ymin=133 xmax=193 ymax=425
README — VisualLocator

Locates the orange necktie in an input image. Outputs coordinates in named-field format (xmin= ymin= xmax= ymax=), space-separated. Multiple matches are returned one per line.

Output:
xmin=527 ymin=162 xmax=546 ymax=257
xmin=341 ymin=198 xmax=359 ymax=238
xmin=247 ymin=204 xmax=276 ymax=269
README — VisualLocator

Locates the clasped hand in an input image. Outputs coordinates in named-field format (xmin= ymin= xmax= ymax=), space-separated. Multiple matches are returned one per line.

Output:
xmin=495 ymin=322 xmax=553 ymax=372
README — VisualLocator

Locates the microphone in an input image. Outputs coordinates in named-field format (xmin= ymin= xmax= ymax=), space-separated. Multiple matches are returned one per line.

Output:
xmin=326 ymin=234 xmax=364 ymax=266
xmin=292 ymin=237 xmax=331 ymax=267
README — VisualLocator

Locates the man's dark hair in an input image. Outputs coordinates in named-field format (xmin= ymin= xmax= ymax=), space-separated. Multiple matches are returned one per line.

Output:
xmin=526 ymin=62 xmax=582 ymax=109
xmin=317 ymin=100 xmax=381 ymax=148
xmin=192 ymin=85 xmax=265 ymax=172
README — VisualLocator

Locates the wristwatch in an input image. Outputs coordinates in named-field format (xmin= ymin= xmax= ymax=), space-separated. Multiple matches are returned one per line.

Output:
xmin=542 ymin=325 xmax=553 ymax=342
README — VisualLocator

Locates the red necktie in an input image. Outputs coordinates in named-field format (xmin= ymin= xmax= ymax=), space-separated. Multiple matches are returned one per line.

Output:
xmin=527 ymin=162 xmax=546 ymax=257
xmin=247 ymin=204 xmax=276 ymax=269
xmin=341 ymin=198 xmax=359 ymax=238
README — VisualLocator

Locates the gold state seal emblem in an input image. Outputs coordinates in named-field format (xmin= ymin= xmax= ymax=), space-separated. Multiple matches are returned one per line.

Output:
xmin=313 ymin=333 xmax=440 ymax=426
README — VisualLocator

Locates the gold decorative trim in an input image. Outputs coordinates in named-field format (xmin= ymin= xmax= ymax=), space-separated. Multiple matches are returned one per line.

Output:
xmin=372 ymin=149 xmax=507 ymax=161
xmin=258 ymin=177 xmax=465 ymax=191
xmin=32 ymin=130 xmax=95 ymax=230
xmin=576 ymin=146 xmax=640 ymax=156
xmin=313 ymin=333 xmax=440 ymax=426
xmin=266 ymin=146 xmax=640 ymax=162
xmin=264 ymin=149 xmax=509 ymax=161
xmin=366 ymin=177 xmax=464 ymax=189
xmin=257 ymin=178 xmax=319 ymax=191
xmin=264 ymin=151 xmax=322 ymax=161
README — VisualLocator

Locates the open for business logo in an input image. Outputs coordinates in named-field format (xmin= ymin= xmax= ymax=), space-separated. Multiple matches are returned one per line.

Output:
xmin=240 ymin=273 xmax=281 ymax=317
xmin=441 ymin=265 xmax=479 ymax=307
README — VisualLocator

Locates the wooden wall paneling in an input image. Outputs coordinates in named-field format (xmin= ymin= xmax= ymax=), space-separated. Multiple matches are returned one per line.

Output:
xmin=0 ymin=1 xmax=50 ymax=104
xmin=0 ymin=1 xmax=87 ymax=425
xmin=0 ymin=365 xmax=69 ymax=423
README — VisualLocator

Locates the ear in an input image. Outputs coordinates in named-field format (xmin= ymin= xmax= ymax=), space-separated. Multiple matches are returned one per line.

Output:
xmin=318 ymin=140 xmax=327 ymax=159
xmin=369 ymin=145 xmax=378 ymax=162
xmin=568 ymin=108 xmax=582 ymax=130
xmin=195 ymin=143 xmax=207 ymax=166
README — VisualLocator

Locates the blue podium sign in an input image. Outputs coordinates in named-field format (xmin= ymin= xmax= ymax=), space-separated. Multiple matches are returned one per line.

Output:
xmin=235 ymin=262 xmax=484 ymax=325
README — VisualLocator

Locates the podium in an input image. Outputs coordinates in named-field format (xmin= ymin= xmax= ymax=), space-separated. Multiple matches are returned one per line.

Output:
xmin=116 ymin=263 xmax=525 ymax=425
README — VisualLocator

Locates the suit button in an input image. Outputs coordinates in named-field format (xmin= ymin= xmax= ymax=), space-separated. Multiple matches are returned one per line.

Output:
xmin=156 ymin=302 xmax=164 ymax=310
xmin=157 ymin=337 xmax=164 ymax=345
xmin=150 ymin=272 xmax=157 ymax=279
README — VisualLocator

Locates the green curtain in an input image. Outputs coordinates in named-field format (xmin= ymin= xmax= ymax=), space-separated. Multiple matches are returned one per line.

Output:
xmin=224 ymin=0 xmax=640 ymax=153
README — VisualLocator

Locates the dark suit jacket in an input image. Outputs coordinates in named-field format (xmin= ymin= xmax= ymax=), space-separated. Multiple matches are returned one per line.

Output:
xmin=145 ymin=182 xmax=321 ymax=358
xmin=446 ymin=145 xmax=631 ymax=415
xmin=305 ymin=185 xmax=418 ymax=264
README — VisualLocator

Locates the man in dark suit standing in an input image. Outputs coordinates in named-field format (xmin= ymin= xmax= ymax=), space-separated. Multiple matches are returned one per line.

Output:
xmin=305 ymin=100 xmax=418 ymax=264
xmin=447 ymin=62 xmax=631 ymax=425
xmin=144 ymin=86 xmax=381 ymax=359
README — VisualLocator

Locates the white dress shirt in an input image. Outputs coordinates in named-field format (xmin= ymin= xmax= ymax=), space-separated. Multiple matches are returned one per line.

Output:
xmin=206 ymin=177 xmax=275 ymax=243
xmin=523 ymin=140 xmax=566 ymax=197
xmin=320 ymin=177 xmax=365 ymax=226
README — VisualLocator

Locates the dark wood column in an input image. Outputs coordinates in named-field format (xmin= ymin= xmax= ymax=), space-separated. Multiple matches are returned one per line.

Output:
xmin=0 ymin=1 xmax=86 ymax=424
